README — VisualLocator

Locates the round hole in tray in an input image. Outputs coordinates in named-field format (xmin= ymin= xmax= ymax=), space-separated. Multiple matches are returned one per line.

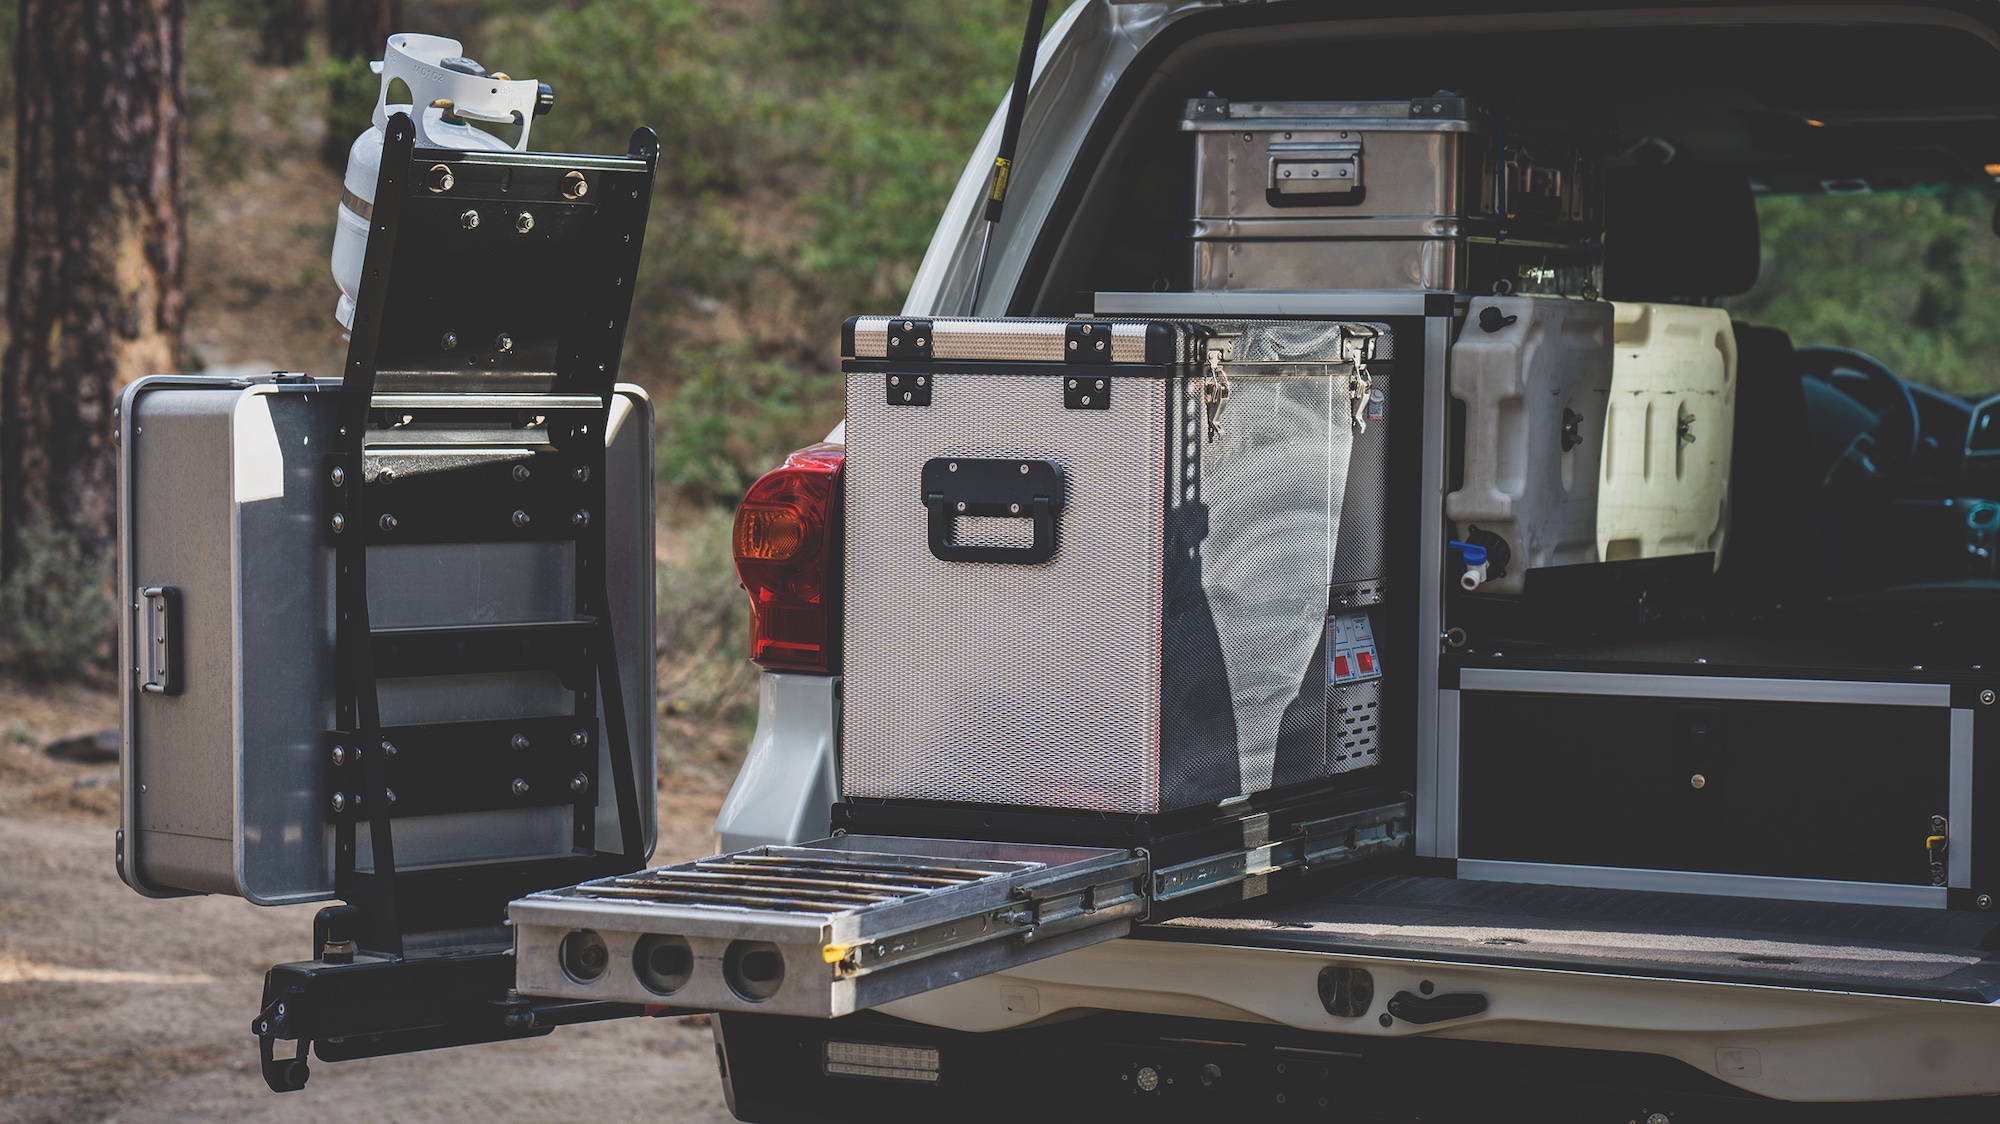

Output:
xmin=560 ymin=929 xmax=610 ymax=984
xmin=723 ymin=940 xmax=786 ymax=1003
xmin=634 ymin=934 xmax=695 ymax=995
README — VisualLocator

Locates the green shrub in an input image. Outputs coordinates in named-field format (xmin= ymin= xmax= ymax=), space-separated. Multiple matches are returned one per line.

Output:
xmin=0 ymin=518 xmax=114 ymax=682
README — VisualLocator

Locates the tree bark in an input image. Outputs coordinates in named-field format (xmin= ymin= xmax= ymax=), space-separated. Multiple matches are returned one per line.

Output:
xmin=321 ymin=0 xmax=399 ymax=170
xmin=2 ymin=0 xmax=185 ymax=583
xmin=260 ymin=0 xmax=311 ymax=66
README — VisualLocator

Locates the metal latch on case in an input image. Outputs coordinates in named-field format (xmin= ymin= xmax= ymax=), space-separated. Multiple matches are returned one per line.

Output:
xmin=1202 ymin=339 xmax=1235 ymax=442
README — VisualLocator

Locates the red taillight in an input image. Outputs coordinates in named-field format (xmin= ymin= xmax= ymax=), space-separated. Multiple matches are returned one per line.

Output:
xmin=732 ymin=442 xmax=844 ymax=673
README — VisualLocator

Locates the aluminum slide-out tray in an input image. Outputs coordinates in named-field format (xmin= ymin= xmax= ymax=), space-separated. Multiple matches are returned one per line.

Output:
xmin=510 ymin=835 xmax=1146 ymax=1018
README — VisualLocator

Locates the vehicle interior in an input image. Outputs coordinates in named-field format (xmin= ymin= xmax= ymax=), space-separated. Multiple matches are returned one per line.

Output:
xmin=1027 ymin=8 xmax=2000 ymax=668
xmin=994 ymin=5 xmax=2000 ymax=1007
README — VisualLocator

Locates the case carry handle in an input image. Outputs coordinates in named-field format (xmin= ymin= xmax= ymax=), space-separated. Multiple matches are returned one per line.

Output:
xmin=921 ymin=457 xmax=1065 ymax=565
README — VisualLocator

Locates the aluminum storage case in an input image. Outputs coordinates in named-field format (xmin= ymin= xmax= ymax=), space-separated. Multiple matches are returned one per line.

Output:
xmin=1182 ymin=97 xmax=1601 ymax=296
xmin=117 ymin=376 xmax=657 ymax=903
xmin=840 ymin=316 xmax=1389 ymax=815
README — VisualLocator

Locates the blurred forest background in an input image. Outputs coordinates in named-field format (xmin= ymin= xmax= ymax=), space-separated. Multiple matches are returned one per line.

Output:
xmin=0 ymin=0 xmax=1041 ymax=791
xmin=2 ymin=0 xmax=2000 ymax=796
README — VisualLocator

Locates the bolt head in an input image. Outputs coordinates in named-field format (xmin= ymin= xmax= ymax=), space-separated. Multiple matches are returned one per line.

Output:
xmin=563 ymin=171 xmax=589 ymax=199
xmin=572 ymin=466 xmax=590 ymax=483
xmin=385 ymin=788 xmax=397 ymax=805
xmin=440 ymin=331 xmax=459 ymax=351
xmin=380 ymin=740 xmax=396 ymax=757
xmin=329 ymin=513 xmax=346 ymax=534
xmin=516 ymin=212 xmax=535 ymax=233
xmin=511 ymin=733 xmax=532 ymax=751
xmin=330 ymin=792 xmax=346 ymax=813
xmin=1983 ymin=689 xmax=1996 ymax=706
xmin=427 ymin=163 xmax=454 ymax=193
xmin=572 ymin=509 xmax=590 ymax=527
xmin=1980 ymin=894 xmax=1994 ymax=910
xmin=512 ymin=510 xmax=532 ymax=528
xmin=511 ymin=778 xmax=531 ymax=796
xmin=459 ymin=209 xmax=480 ymax=229
xmin=512 ymin=463 xmax=532 ymax=482
xmin=570 ymin=730 xmax=590 ymax=748
xmin=329 ymin=465 xmax=346 ymax=488
xmin=495 ymin=333 xmax=514 ymax=353
xmin=378 ymin=513 xmax=397 ymax=531
xmin=570 ymin=773 xmax=589 ymax=793
xmin=331 ymin=746 xmax=347 ymax=767
xmin=1934 ymin=815 xmax=1949 ymax=830
xmin=1689 ymin=773 xmax=1707 ymax=790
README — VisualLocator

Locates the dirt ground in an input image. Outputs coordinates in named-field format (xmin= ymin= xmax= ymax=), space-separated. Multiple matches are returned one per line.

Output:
xmin=0 ymin=679 xmax=742 ymax=1124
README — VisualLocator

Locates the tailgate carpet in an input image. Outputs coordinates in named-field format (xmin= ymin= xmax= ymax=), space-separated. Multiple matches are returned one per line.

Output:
xmin=1143 ymin=874 xmax=2000 ymax=1001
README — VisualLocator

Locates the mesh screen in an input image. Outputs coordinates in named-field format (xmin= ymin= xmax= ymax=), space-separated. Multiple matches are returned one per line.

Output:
xmin=843 ymin=365 xmax=1171 ymax=813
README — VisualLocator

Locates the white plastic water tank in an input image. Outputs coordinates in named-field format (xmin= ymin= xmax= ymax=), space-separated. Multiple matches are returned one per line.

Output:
xmin=330 ymin=33 xmax=547 ymax=331
xmin=1446 ymin=296 xmax=1615 ymax=595
xmin=1597 ymin=303 xmax=1738 ymax=565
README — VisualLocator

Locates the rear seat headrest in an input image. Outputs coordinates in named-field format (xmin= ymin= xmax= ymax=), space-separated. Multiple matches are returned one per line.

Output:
xmin=1603 ymin=164 xmax=1760 ymax=302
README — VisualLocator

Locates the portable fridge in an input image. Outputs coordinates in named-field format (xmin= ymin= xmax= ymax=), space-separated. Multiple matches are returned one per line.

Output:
xmin=1181 ymin=96 xmax=1601 ymax=296
xmin=839 ymin=315 xmax=1390 ymax=815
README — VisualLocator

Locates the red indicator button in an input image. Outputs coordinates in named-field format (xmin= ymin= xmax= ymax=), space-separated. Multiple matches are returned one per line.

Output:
xmin=1334 ymin=655 xmax=1351 ymax=678
xmin=1358 ymin=651 xmax=1375 ymax=673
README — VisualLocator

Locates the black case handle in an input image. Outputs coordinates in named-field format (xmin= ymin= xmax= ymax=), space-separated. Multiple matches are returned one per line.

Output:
xmin=921 ymin=457 xmax=1065 ymax=564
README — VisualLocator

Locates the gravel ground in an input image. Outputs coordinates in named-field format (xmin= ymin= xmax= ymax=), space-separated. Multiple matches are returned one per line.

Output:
xmin=0 ymin=684 xmax=741 ymax=1124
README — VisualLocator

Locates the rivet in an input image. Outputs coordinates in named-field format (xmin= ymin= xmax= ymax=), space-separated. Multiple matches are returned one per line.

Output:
xmin=948 ymin=462 xmax=958 ymax=472
xmin=1019 ymin=464 xmax=1030 ymax=474
xmin=1980 ymin=894 xmax=1994 ymax=910
xmin=916 ymin=376 xmax=926 ymax=386
xmin=890 ymin=375 xmax=900 ymax=386
xmin=512 ymin=510 xmax=532 ymax=527
xmin=956 ymin=501 xmax=967 ymax=512
xmin=572 ymin=466 xmax=590 ymax=483
xmin=1983 ymin=689 xmax=1996 ymax=706
xmin=329 ymin=465 xmax=346 ymax=488
xmin=1009 ymin=503 xmax=1020 ymax=514
xmin=459 ymin=209 xmax=480 ymax=229
xmin=1096 ymin=380 xmax=1105 ymax=389
xmin=331 ymin=746 xmax=347 ymax=767
xmin=573 ymin=509 xmax=590 ymax=527
xmin=512 ymin=733 xmax=532 ymax=751
xmin=330 ymin=792 xmax=347 ymax=813
xmin=570 ymin=773 xmax=589 ymax=793
xmin=570 ymin=730 xmax=590 ymax=747
xmin=516 ymin=212 xmax=535 ymax=233
xmin=330 ymin=513 xmax=347 ymax=534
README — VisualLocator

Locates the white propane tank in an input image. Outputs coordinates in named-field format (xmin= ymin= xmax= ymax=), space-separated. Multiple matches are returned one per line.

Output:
xmin=331 ymin=33 xmax=550 ymax=330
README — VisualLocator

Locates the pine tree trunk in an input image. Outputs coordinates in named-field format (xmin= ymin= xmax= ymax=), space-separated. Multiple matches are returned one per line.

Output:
xmin=261 ymin=0 xmax=311 ymax=66
xmin=1 ymin=0 xmax=185 ymax=585
xmin=321 ymin=0 xmax=399 ymax=170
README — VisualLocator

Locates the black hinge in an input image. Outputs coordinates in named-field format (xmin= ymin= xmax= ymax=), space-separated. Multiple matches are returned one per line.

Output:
xmin=1065 ymin=321 xmax=1113 ymax=363
xmin=887 ymin=371 xmax=932 ymax=406
xmin=885 ymin=318 xmax=933 ymax=360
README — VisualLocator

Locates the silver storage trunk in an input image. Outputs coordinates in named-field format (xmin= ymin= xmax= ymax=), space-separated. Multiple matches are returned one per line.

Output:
xmin=841 ymin=316 xmax=1389 ymax=815
xmin=1183 ymin=96 xmax=1600 ymax=296
xmin=117 ymin=376 xmax=656 ymax=903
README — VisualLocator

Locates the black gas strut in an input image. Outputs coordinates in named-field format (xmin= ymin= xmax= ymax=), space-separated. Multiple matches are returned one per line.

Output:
xmin=969 ymin=0 xmax=1052 ymax=311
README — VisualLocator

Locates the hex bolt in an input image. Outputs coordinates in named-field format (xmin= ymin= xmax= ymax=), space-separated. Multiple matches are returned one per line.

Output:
xmin=378 ymin=513 xmax=398 ymax=532
xmin=329 ymin=465 xmax=346 ymax=488
xmin=440 ymin=331 xmax=459 ymax=351
xmin=330 ymin=513 xmax=347 ymax=534
xmin=512 ymin=464 xmax=532 ymax=482
xmin=512 ymin=510 xmax=532 ymax=528
xmin=570 ymin=730 xmax=590 ymax=748
xmin=330 ymin=792 xmax=347 ymax=813
xmin=495 ymin=333 xmax=514 ymax=353
xmin=570 ymin=773 xmax=589 ymax=793
xmin=331 ymin=745 xmax=347 ymax=767
xmin=1984 ymin=689 xmax=1997 ymax=706
xmin=460 ymin=209 xmax=480 ymax=229
xmin=572 ymin=466 xmax=590 ymax=483
xmin=512 ymin=733 xmax=532 ymax=751
xmin=562 ymin=170 xmax=589 ymax=199
xmin=516 ymin=211 xmax=535 ymax=233
xmin=572 ymin=509 xmax=591 ymax=527
xmin=427 ymin=163 xmax=454 ymax=193
xmin=511 ymin=778 xmax=531 ymax=796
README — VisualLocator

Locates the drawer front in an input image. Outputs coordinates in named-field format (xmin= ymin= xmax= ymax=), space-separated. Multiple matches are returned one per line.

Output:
xmin=1459 ymin=690 xmax=1951 ymax=887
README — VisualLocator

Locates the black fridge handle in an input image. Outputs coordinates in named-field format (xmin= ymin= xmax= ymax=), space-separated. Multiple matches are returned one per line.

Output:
xmin=921 ymin=457 xmax=1065 ymax=565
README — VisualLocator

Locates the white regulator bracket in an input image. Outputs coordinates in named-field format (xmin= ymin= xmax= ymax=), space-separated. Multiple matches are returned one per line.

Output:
xmin=373 ymin=33 xmax=543 ymax=151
